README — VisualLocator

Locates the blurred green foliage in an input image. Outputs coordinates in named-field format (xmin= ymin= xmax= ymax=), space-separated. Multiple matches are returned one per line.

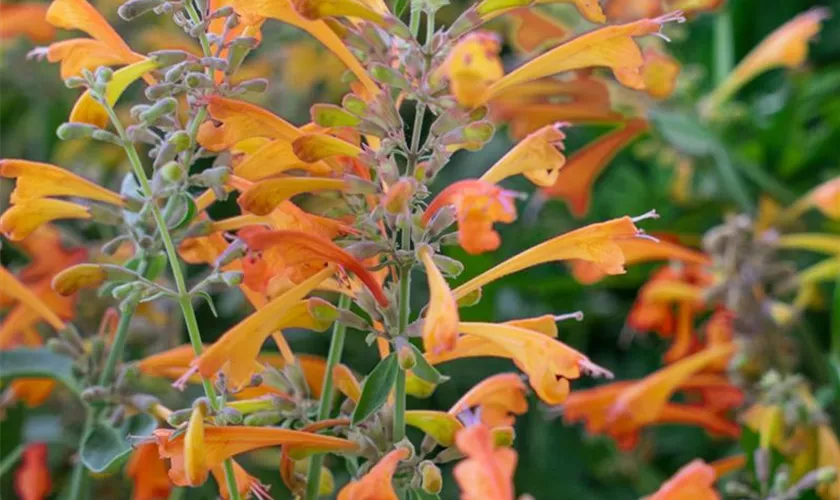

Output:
xmin=1 ymin=0 xmax=839 ymax=498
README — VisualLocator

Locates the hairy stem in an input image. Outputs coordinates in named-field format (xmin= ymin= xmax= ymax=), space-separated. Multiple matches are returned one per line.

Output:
xmin=305 ymin=294 xmax=352 ymax=500
xmin=103 ymin=103 xmax=241 ymax=500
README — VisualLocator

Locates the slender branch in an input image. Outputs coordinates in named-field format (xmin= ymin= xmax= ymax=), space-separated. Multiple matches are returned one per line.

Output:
xmin=102 ymin=101 xmax=241 ymax=500
xmin=0 ymin=443 xmax=24 ymax=478
xmin=305 ymin=294 xmax=352 ymax=500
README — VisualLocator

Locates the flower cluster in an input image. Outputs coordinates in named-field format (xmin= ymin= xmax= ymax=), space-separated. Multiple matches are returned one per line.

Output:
xmin=0 ymin=0 xmax=837 ymax=499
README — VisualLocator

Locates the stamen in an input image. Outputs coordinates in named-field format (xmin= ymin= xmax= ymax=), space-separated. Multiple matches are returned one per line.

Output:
xmin=635 ymin=233 xmax=661 ymax=243
xmin=251 ymin=482 xmax=272 ymax=500
xmin=456 ymin=408 xmax=482 ymax=427
xmin=632 ymin=209 xmax=660 ymax=223
xmin=554 ymin=311 xmax=584 ymax=322
xmin=26 ymin=47 xmax=49 ymax=61
xmin=172 ymin=366 xmax=198 ymax=391
xmin=578 ymin=359 xmax=614 ymax=379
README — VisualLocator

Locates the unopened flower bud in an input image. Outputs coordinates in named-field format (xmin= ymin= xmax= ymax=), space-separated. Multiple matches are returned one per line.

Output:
xmin=153 ymin=141 xmax=178 ymax=169
xmin=420 ymin=461 xmax=442 ymax=494
xmin=91 ymin=129 xmax=122 ymax=145
xmin=165 ymin=61 xmax=191 ymax=82
xmin=426 ymin=206 xmax=456 ymax=236
xmin=46 ymin=338 xmax=78 ymax=357
xmin=232 ymin=78 xmax=269 ymax=94
xmin=167 ymin=408 xmax=193 ymax=426
xmin=129 ymin=394 xmax=161 ymax=412
xmin=94 ymin=66 xmax=114 ymax=83
xmin=431 ymin=254 xmax=464 ymax=278
xmin=168 ymin=130 xmax=191 ymax=152
xmin=199 ymin=57 xmax=228 ymax=71
xmin=127 ymin=125 xmax=161 ymax=145
xmin=214 ymin=407 xmax=243 ymax=425
xmin=396 ymin=338 xmax=416 ymax=370
xmin=243 ymin=410 xmax=284 ymax=426
xmin=64 ymin=76 xmax=87 ymax=89
xmin=342 ymin=94 xmax=368 ymax=116
xmin=118 ymin=0 xmax=162 ymax=20
xmin=57 ymin=123 xmax=98 ymax=140
xmin=140 ymin=97 xmax=178 ymax=124
xmin=185 ymin=72 xmax=212 ymax=89
xmin=160 ymin=161 xmax=185 ymax=183
xmin=149 ymin=49 xmax=191 ymax=66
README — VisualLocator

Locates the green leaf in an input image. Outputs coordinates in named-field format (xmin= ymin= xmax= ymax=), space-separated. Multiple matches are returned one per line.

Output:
xmin=408 ymin=343 xmax=449 ymax=385
xmin=0 ymin=348 xmax=81 ymax=394
xmin=195 ymin=291 xmax=219 ymax=317
xmin=650 ymin=109 xmax=719 ymax=156
xmin=80 ymin=423 xmax=131 ymax=474
xmin=80 ymin=413 xmax=157 ymax=474
xmin=394 ymin=0 xmax=409 ymax=17
xmin=171 ymin=193 xmax=197 ymax=231
xmin=352 ymin=353 xmax=399 ymax=425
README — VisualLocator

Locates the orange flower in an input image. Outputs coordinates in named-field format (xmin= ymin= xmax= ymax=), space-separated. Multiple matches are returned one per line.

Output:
xmin=451 ymin=216 xmax=645 ymax=301
xmin=704 ymin=8 xmax=830 ymax=113
xmin=0 ymin=3 xmax=55 ymax=42
xmin=810 ymin=176 xmax=840 ymax=220
xmin=433 ymin=32 xmax=503 ymax=108
xmin=126 ymin=443 xmax=172 ymax=500
xmin=0 ymin=159 xmax=124 ymax=240
xmin=571 ymin=237 xmax=708 ymax=285
xmin=627 ymin=264 xmax=709 ymax=337
xmin=475 ymin=0 xmax=605 ymax=25
xmin=69 ymin=58 xmax=160 ymax=127
xmin=605 ymin=0 xmax=662 ymax=22
xmin=213 ymin=460 xmax=271 ymax=500
xmin=229 ymin=0 xmax=378 ymax=94
xmin=42 ymin=0 xmax=145 ymax=78
xmin=480 ymin=123 xmax=567 ymax=187
xmin=649 ymin=459 xmax=720 ymax=500
xmin=418 ymin=245 xmax=459 ymax=354
xmin=641 ymin=48 xmax=681 ymax=99
xmin=239 ymin=228 xmax=389 ymax=306
xmin=337 ymin=447 xmax=410 ymax=500
xmin=422 ymin=180 xmax=518 ymax=255
xmin=449 ymin=373 xmax=528 ymax=427
xmin=237 ymin=176 xmax=350 ymax=215
xmin=153 ymin=426 xmax=359 ymax=488
xmin=490 ymin=74 xmax=621 ymax=139
xmin=506 ymin=8 xmax=569 ymax=54
xmin=193 ymin=267 xmax=336 ymax=390
xmin=198 ymin=96 xmax=303 ymax=152
xmin=478 ymin=13 xmax=686 ymax=105
xmin=291 ymin=0 xmax=390 ymax=26
xmin=15 ymin=443 xmax=51 ymax=500
xmin=539 ymin=119 xmax=649 ymax=217
xmin=454 ymin=424 xmax=516 ymax=500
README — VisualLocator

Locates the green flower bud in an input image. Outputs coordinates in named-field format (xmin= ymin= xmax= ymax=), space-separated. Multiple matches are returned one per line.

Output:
xmin=57 ymin=123 xmax=98 ymax=140
xmin=118 ymin=0 xmax=163 ymax=20
xmin=149 ymin=49 xmax=191 ymax=66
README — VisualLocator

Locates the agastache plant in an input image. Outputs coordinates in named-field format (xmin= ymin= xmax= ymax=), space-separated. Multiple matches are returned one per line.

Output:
xmin=0 ymin=0 xmax=837 ymax=500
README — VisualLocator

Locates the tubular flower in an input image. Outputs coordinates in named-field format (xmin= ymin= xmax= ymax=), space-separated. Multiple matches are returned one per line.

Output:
xmin=448 ymin=373 xmax=528 ymax=427
xmin=422 ymin=180 xmax=518 ymax=255
xmin=41 ymin=0 xmax=145 ymax=78
xmin=490 ymin=74 xmax=622 ymax=139
xmin=454 ymin=424 xmax=516 ymax=500
xmin=14 ymin=443 xmax=51 ymax=500
xmin=193 ymin=267 xmax=336 ymax=391
xmin=153 ymin=426 xmax=359 ymax=488
xmin=809 ymin=176 xmax=840 ymax=220
xmin=418 ymin=246 xmax=460 ymax=354
xmin=126 ymin=443 xmax=172 ymax=500
xmin=237 ymin=176 xmax=350 ymax=215
xmin=0 ymin=159 xmax=123 ymax=240
xmin=477 ymin=13 xmax=686 ymax=105
xmin=291 ymin=0 xmax=390 ymax=25
xmin=704 ymin=8 xmax=830 ymax=113
xmin=213 ymin=460 xmax=271 ymax=500
xmin=475 ymin=0 xmax=605 ymax=25
xmin=337 ymin=448 xmax=410 ymax=500
xmin=292 ymin=133 xmax=363 ymax=163
xmin=563 ymin=374 xmax=740 ymax=449
xmin=648 ymin=459 xmax=720 ymax=500
xmin=228 ymin=0 xmax=378 ymax=94
xmin=427 ymin=322 xmax=612 ymax=405
xmin=433 ymin=32 xmax=504 ymax=108
xmin=452 ymin=216 xmax=645 ymax=301
xmin=641 ymin=47 xmax=681 ymax=99
xmin=570 ymin=236 xmax=709 ymax=285
xmin=0 ymin=3 xmax=55 ymax=42
xmin=506 ymin=8 xmax=570 ymax=54
xmin=607 ymin=344 xmax=736 ymax=432
xmin=198 ymin=96 xmax=303 ymax=152
xmin=539 ymin=119 xmax=649 ymax=217
xmin=69 ymin=58 xmax=160 ymax=127
xmin=627 ymin=264 xmax=709 ymax=337
xmin=239 ymin=228 xmax=389 ymax=306
xmin=480 ymin=123 xmax=567 ymax=187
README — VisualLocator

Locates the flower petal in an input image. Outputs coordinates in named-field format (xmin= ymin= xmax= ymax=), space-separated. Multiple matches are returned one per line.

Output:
xmin=70 ymin=58 xmax=160 ymax=127
xmin=46 ymin=0 xmax=133 ymax=55
xmin=238 ymin=177 xmax=348 ymax=216
xmin=1 ymin=159 xmax=123 ymax=206
xmin=198 ymin=96 xmax=303 ymax=152
xmin=0 ymin=3 xmax=55 ymax=43
xmin=649 ymin=459 xmax=719 ymax=500
xmin=506 ymin=8 xmax=570 ymax=54
xmin=449 ymin=373 xmax=528 ymax=427
xmin=405 ymin=411 xmax=464 ymax=446
xmin=292 ymin=133 xmax=362 ymax=162
xmin=0 ymin=199 xmax=91 ymax=241
xmin=479 ymin=13 xmax=685 ymax=105
xmin=454 ymin=424 xmax=517 ymax=500
xmin=540 ymin=119 xmax=648 ymax=217
xmin=47 ymin=38 xmax=137 ymax=80
xmin=337 ymin=448 xmax=409 ymax=500
xmin=452 ymin=216 xmax=642 ymax=301
xmin=0 ymin=267 xmax=66 ymax=331
xmin=418 ymin=246 xmax=460 ymax=354
xmin=480 ymin=123 xmax=567 ymax=187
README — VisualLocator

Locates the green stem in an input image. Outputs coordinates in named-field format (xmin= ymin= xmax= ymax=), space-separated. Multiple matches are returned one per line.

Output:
xmin=393 ymin=227 xmax=412 ymax=443
xmin=68 ymin=301 xmax=138 ymax=500
xmin=713 ymin=5 xmax=734 ymax=87
xmin=103 ymin=103 xmax=240 ymax=500
xmin=0 ymin=443 xmax=24 ymax=478
xmin=409 ymin=7 xmax=421 ymax=39
xmin=183 ymin=0 xmax=213 ymax=61
xmin=304 ymin=294 xmax=352 ymax=500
